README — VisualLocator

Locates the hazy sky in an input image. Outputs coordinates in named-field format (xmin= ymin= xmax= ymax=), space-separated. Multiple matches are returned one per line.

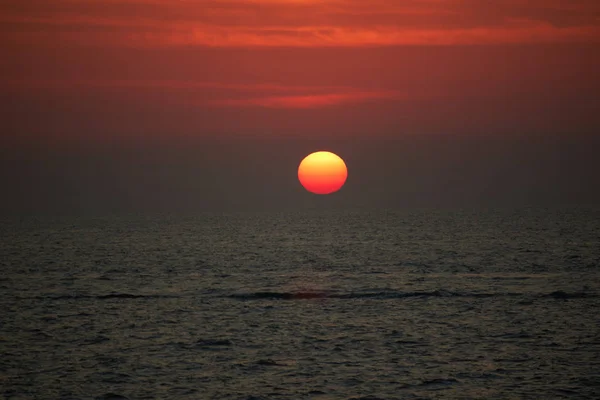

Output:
xmin=1 ymin=0 xmax=600 ymax=213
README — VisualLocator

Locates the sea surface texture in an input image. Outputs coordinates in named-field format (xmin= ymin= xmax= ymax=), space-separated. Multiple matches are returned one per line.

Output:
xmin=1 ymin=208 xmax=599 ymax=399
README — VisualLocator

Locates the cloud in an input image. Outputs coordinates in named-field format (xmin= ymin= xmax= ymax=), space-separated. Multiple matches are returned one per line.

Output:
xmin=0 ymin=79 xmax=348 ymax=93
xmin=151 ymin=23 xmax=600 ymax=47
xmin=3 ymin=0 xmax=600 ymax=47
xmin=0 ymin=78 xmax=400 ymax=109
xmin=210 ymin=91 xmax=401 ymax=108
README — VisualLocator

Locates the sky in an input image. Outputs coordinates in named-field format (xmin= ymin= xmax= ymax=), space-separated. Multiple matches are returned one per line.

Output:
xmin=1 ymin=0 xmax=600 ymax=213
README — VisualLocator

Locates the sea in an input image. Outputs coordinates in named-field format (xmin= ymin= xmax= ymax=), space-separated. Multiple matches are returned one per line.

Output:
xmin=1 ymin=208 xmax=599 ymax=399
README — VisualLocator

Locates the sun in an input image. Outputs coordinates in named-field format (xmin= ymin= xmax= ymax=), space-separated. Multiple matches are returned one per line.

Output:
xmin=298 ymin=151 xmax=348 ymax=195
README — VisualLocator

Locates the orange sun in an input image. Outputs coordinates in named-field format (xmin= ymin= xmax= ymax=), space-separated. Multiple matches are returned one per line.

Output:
xmin=298 ymin=151 xmax=348 ymax=195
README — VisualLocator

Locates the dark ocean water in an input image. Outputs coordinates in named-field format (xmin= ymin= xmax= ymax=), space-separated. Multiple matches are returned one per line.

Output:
xmin=1 ymin=208 xmax=599 ymax=399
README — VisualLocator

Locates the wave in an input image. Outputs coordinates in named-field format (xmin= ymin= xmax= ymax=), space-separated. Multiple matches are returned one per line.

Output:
xmin=228 ymin=290 xmax=597 ymax=301
xmin=229 ymin=290 xmax=502 ymax=300
xmin=543 ymin=290 xmax=593 ymax=299
xmin=38 ymin=293 xmax=178 ymax=301
xmin=347 ymin=379 xmax=458 ymax=398
xmin=416 ymin=378 xmax=459 ymax=387
xmin=95 ymin=393 xmax=130 ymax=400
xmin=195 ymin=339 xmax=233 ymax=347
xmin=28 ymin=290 xmax=596 ymax=302
xmin=229 ymin=291 xmax=328 ymax=300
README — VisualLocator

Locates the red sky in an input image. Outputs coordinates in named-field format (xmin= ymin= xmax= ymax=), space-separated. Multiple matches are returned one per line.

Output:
xmin=3 ymin=0 xmax=600 ymax=138
xmin=4 ymin=0 xmax=600 ymax=47
xmin=1 ymin=0 xmax=600 ymax=211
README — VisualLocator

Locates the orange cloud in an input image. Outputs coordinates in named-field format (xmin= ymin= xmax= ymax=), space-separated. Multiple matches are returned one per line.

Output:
xmin=0 ymin=78 xmax=400 ymax=109
xmin=3 ymin=0 xmax=600 ymax=47
xmin=210 ymin=91 xmax=401 ymax=108
xmin=154 ymin=24 xmax=600 ymax=47
xmin=0 ymin=79 xmax=349 ymax=93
